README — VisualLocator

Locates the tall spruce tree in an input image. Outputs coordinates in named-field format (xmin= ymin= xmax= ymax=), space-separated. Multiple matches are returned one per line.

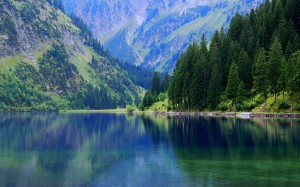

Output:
xmin=289 ymin=51 xmax=300 ymax=103
xmin=226 ymin=63 xmax=240 ymax=101
xmin=237 ymin=49 xmax=252 ymax=90
xmin=151 ymin=72 xmax=161 ymax=94
xmin=253 ymin=48 xmax=269 ymax=110
xmin=207 ymin=64 xmax=222 ymax=110
xmin=236 ymin=81 xmax=246 ymax=110
xmin=268 ymin=37 xmax=283 ymax=102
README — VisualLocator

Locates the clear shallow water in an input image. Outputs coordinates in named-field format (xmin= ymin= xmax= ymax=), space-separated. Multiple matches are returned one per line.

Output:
xmin=0 ymin=113 xmax=300 ymax=187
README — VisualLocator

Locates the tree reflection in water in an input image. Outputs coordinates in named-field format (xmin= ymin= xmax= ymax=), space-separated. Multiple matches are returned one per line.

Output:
xmin=0 ymin=113 xmax=299 ymax=186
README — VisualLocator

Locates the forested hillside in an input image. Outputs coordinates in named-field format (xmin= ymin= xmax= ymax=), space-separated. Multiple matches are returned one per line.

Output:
xmin=168 ymin=0 xmax=300 ymax=112
xmin=0 ymin=0 xmax=152 ymax=111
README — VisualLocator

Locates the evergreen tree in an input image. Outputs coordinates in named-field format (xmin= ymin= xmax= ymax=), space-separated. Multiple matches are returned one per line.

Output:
xmin=209 ymin=42 xmax=223 ymax=84
xmin=273 ymin=0 xmax=284 ymax=27
xmin=151 ymin=72 xmax=161 ymax=94
xmin=278 ymin=58 xmax=287 ymax=99
xmin=236 ymin=81 xmax=246 ymax=111
xmin=237 ymin=49 xmax=252 ymax=90
xmin=160 ymin=73 xmax=170 ymax=92
xmin=253 ymin=48 xmax=269 ymax=110
xmin=289 ymin=51 xmax=300 ymax=102
xmin=191 ymin=55 xmax=209 ymax=110
xmin=207 ymin=64 xmax=222 ymax=110
xmin=226 ymin=63 xmax=240 ymax=101
xmin=268 ymin=37 xmax=283 ymax=102
xmin=228 ymin=13 xmax=244 ymax=41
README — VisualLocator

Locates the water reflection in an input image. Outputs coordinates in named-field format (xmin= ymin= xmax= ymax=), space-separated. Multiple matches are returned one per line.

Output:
xmin=0 ymin=113 xmax=299 ymax=186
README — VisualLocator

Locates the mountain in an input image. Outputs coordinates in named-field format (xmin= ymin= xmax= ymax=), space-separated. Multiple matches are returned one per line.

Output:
xmin=0 ymin=0 xmax=152 ymax=111
xmin=62 ymin=0 xmax=265 ymax=72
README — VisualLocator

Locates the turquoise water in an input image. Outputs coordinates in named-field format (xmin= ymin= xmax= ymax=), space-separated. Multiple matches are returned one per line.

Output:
xmin=0 ymin=113 xmax=300 ymax=186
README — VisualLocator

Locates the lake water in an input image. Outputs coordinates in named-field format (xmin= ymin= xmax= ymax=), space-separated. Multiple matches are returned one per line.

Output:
xmin=0 ymin=112 xmax=300 ymax=187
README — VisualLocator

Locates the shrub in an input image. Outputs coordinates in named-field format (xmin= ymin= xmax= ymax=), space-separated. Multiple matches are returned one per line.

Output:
xmin=217 ymin=100 xmax=230 ymax=111
xmin=126 ymin=105 xmax=135 ymax=113
xmin=279 ymin=101 xmax=291 ymax=110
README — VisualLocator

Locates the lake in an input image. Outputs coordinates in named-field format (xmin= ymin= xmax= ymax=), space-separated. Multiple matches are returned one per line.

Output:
xmin=0 ymin=112 xmax=300 ymax=187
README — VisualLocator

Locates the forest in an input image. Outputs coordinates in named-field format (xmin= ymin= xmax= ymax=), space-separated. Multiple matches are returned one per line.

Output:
xmin=167 ymin=0 xmax=300 ymax=112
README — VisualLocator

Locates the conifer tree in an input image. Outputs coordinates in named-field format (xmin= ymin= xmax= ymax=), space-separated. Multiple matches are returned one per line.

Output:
xmin=268 ymin=37 xmax=283 ymax=102
xmin=207 ymin=64 xmax=222 ymax=110
xmin=191 ymin=55 xmax=209 ymax=110
xmin=253 ymin=48 xmax=269 ymax=110
xmin=289 ymin=51 xmax=300 ymax=103
xmin=237 ymin=50 xmax=252 ymax=89
xmin=278 ymin=58 xmax=287 ymax=99
xmin=226 ymin=63 xmax=240 ymax=101
xmin=151 ymin=72 xmax=161 ymax=94
xmin=236 ymin=81 xmax=246 ymax=111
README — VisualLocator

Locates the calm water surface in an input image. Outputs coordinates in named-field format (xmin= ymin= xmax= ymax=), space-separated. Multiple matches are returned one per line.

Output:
xmin=0 ymin=112 xmax=300 ymax=186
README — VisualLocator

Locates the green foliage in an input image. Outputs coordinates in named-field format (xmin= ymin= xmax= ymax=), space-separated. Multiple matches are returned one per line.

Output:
xmin=226 ymin=63 xmax=240 ymax=100
xmin=140 ymin=72 xmax=170 ymax=110
xmin=0 ymin=70 xmax=68 ymax=111
xmin=253 ymin=48 xmax=268 ymax=99
xmin=126 ymin=105 xmax=135 ymax=113
xmin=279 ymin=101 xmax=291 ymax=109
xmin=236 ymin=81 xmax=246 ymax=110
xmin=39 ymin=42 xmax=82 ymax=94
xmin=151 ymin=72 xmax=161 ymax=94
xmin=167 ymin=0 xmax=300 ymax=112
xmin=268 ymin=37 xmax=283 ymax=102
xmin=207 ymin=64 xmax=222 ymax=110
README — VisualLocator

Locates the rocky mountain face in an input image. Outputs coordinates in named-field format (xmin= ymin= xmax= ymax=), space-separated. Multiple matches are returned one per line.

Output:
xmin=62 ymin=0 xmax=265 ymax=72
xmin=0 ymin=0 xmax=149 ymax=110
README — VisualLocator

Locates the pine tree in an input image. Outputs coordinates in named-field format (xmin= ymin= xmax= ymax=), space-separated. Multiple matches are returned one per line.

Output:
xmin=151 ymin=72 xmax=161 ymax=94
xmin=236 ymin=81 xmax=246 ymax=111
xmin=237 ymin=50 xmax=252 ymax=90
xmin=161 ymin=73 xmax=170 ymax=92
xmin=207 ymin=64 xmax=222 ymax=110
xmin=278 ymin=58 xmax=287 ymax=99
xmin=257 ymin=16 xmax=268 ymax=48
xmin=226 ymin=63 xmax=240 ymax=101
xmin=273 ymin=0 xmax=284 ymax=27
xmin=209 ymin=42 xmax=223 ymax=84
xmin=253 ymin=48 xmax=269 ymax=110
xmin=289 ymin=51 xmax=300 ymax=103
xmin=268 ymin=37 xmax=283 ymax=102
xmin=228 ymin=13 xmax=244 ymax=41
xmin=191 ymin=55 xmax=209 ymax=110
xmin=226 ymin=41 xmax=241 ymax=85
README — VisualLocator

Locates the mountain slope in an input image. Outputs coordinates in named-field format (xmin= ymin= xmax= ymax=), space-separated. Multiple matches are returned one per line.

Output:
xmin=62 ymin=0 xmax=265 ymax=72
xmin=0 ymin=0 xmax=150 ymax=110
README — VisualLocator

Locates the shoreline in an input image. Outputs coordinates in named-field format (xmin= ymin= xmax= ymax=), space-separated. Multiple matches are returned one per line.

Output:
xmin=1 ymin=110 xmax=300 ymax=118
xmin=151 ymin=111 xmax=300 ymax=119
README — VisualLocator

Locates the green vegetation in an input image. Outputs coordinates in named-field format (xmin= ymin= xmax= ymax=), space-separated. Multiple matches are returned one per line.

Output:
xmin=126 ymin=105 xmax=135 ymax=114
xmin=167 ymin=0 xmax=300 ymax=112
xmin=0 ymin=0 xmax=153 ymax=111
xmin=139 ymin=72 xmax=170 ymax=111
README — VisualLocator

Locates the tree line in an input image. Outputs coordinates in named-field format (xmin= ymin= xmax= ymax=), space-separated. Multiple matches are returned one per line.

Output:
xmin=168 ymin=0 xmax=300 ymax=112
xmin=139 ymin=72 xmax=170 ymax=110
